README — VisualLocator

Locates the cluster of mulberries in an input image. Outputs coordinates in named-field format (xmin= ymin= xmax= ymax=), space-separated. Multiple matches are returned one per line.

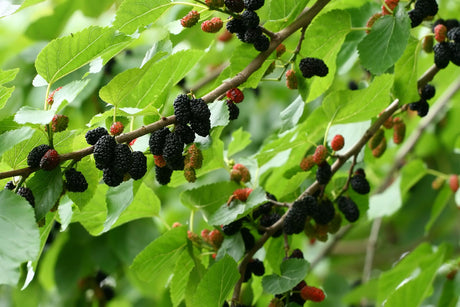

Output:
xmin=299 ymin=57 xmax=329 ymax=78
xmin=252 ymin=193 xmax=283 ymax=237
xmin=27 ymin=144 xmax=60 ymax=171
xmin=86 ymin=127 xmax=147 ymax=187
xmin=283 ymin=196 xmax=316 ymax=235
xmin=408 ymin=0 xmax=438 ymax=28
xmin=430 ymin=18 xmax=460 ymax=68
xmin=174 ymin=94 xmax=211 ymax=138
xmin=243 ymin=258 xmax=265 ymax=282
xmin=299 ymin=144 xmax=333 ymax=184
xmin=409 ymin=83 xmax=436 ymax=117
xmin=226 ymin=88 xmax=244 ymax=120
xmin=225 ymin=0 xmax=270 ymax=52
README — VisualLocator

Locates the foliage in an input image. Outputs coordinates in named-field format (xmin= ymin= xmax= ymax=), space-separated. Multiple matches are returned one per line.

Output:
xmin=1 ymin=0 xmax=460 ymax=306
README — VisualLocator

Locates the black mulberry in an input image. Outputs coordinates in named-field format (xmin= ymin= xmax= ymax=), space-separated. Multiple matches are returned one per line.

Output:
xmin=248 ymin=258 xmax=265 ymax=276
xmin=450 ymin=42 xmax=460 ymax=66
xmin=350 ymin=174 xmax=371 ymax=195
xmin=414 ymin=0 xmax=438 ymax=17
xmin=409 ymin=99 xmax=430 ymax=117
xmin=227 ymin=100 xmax=240 ymax=120
xmin=253 ymin=34 xmax=270 ymax=52
xmin=445 ymin=19 xmax=460 ymax=31
xmin=85 ymin=127 xmax=109 ymax=145
xmin=433 ymin=42 xmax=452 ymax=69
xmin=316 ymin=161 xmax=332 ymax=185
xmin=17 ymin=187 xmax=35 ymax=207
xmin=408 ymin=9 xmax=424 ymax=28
xmin=163 ymin=133 xmax=184 ymax=164
xmin=243 ymin=27 xmax=262 ymax=44
xmin=241 ymin=227 xmax=255 ymax=251
xmin=173 ymin=94 xmax=192 ymax=125
xmin=149 ymin=127 xmax=171 ymax=156
xmin=155 ymin=165 xmax=173 ymax=185
xmin=113 ymin=143 xmax=133 ymax=175
xmin=103 ymin=168 xmax=124 ymax=187
xmin=190 ymin=118 xmax=211 ymax=137
xmin=283 ymin=199 xmax=309 ymax=235
xmin=226 ymin=18 xmax=245 ymax=34
xmin=27 ymin=144 xmax=51 ymax=168
xmin=337 ymin=196 xmax=360 ymax=222
xmin=222 ymin=219 xmax=243 ymax=235
xmin=259 ymin=213 xmax=282 ymax=237
xmin=175 ymin=124 xmax=195 ymax=144
xmin=4 ymin=181 xmax=15 ymax=190
xmin=447 ymin=27 xmax=460 ymax=43
xmin=93 ymin=135 xmax=116 ymax=170
xmin=129 ymin=151 xmax=147 ymax=180
xmin=299 ymin=57 xmax=328 ymax=78
xmin=241 ymin=10 xmax=259 ymax=29
xmin=421 ymin=84 xmax=435 ymax=100
xmin=244 ymin=0 xmax=264 ymax=11
xmin=225 ymin=0 xmax=244 ymax=12
xmin=190 ymin=98 xmax=211 ymax=121
xmin=64 ymin=168 xmax=88 ymax=192
xmin=313 ymin=199 xmax=335 ymax=225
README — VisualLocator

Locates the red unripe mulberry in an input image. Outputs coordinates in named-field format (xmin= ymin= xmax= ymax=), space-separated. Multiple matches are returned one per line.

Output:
xmin=181 ymin=10 xmax=200 ymax=28
xmin=366 ymin=13 xmax=382 ymax=33
xmin=392 ymin=117 xmax=406 ymax=144
xmin=40 ymin=149 xmax=60 ymax=170
xmin=381 ymin=0 xmax=399 ymax=15
xmin=230 ymin=163 xmax=251 ymax=183
xmin=226 ymin=88 xmax=244 ymax=103
xmin=330 ymin=134 xmax=345 ymax=151
xmin=201 ymin=17 xmax=223 ymax=33
xmin=300 ymin=285 xmax=326 ymax=302
xmin=300 ymin=155 xmax=315 ymax=171
xmin=228 ymin=188 xmax=253 ymax=206
xmin=313 ymin=145 xmax=328 ymax=165
xmin=434 ymin=24 xmax=447 ymax=42
xmin=449 ymin=175 xmax=459 ymax=192
xmin=285 ymin=69 xmax=298 ymax=89
xmin=110 ymin=121 xmax=124 ymax=136
xmin=154 ymin=155 xmax=167 ymax=168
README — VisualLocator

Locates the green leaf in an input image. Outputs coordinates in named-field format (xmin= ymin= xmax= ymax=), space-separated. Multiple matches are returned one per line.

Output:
xmin=170 ymin=249 xmax=195 ymax=307
xmin=227 ymin=127 xmax=252 ymax=157
xmin=393 ymin=36 xmax=420 ymax=104
xmin=113 ymin=0 xmax=172 ymax=34
xmin=426 ymin=185 xmax=452 ymax=233
xmin=321 ymin=74 xmax=394 ymax=124
xmin=180 ymin=181 xmax=240 ymax=213
xmin=0 ymin=127 xmax=34 ymax=157
xmin=262 ymin=258 xmax=310 ymax=295
xmin=28 ymin=168 xmax=64 ymax=221
xmin=0 ymin=86 xmax=15 ymax=110
xmin=14 ymin=107 xmax=54 ymax=125
xmin=102 ymin=180 xmax=134 ymax=233
xmin=368 ymin=175 xmax=401 ymax=219
xmin=209 ymin=100 xmax=230 ymax=128
xmin=208 ymin=187 xmax=267 ymax=226
xmin=400 ymin=160 xmax=426 ymax=195
xmin=216 ymin=233 xmax=245 ymax=262
xmin=280 ymin=95 xmax=304 ymax=132
xmin=376 ymin=243 xmax=447 ymax=306
xmin=303 ymin=10 xmax=351 ymax=102
xmin=358 ymin=5 xmax=410 ymax=75
xmin=130 ymin=226 xmax=187 ymax=282
xmin=0 ymin=68 xmax=19 ymax=85
xmin=98 ymin=51 xmax=167 ymax=107
xmin=35 ymin=26 xmax=132 ymax=84
xmin=192 ymin=255 xmax=240 ymax=307
xmin=0 ymin=190 xmax=40 ymax=286
xmin=67 ymin=156 xmax=99 ymax=209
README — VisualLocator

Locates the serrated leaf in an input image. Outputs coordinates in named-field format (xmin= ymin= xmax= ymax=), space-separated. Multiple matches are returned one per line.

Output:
xmin=0 ymin=127 xmax=34 ymax=156
xmin=28 ymin=168 xmax=63 ymax=221
xmin=113 ymin=0 xmax=172 ymax=34
xmin=208 ymin=187 xmax=267 ymax=226
xmin=35 ymin=26 xmax=132 ymax=84
xmin=130 ymin=226 xmax=187 ymax=282
xmin=393 ymin=36 xmax=420 ymax=104
xmin=227 ymin=127 xmax=252 ymax=157
xmin=321 ymin=74 xmax=394 ymax=124
xmin=358 ymin=5 xmax=410 ymax=75
xmin=0 ymin=68 xmax=19 ymax=85
xmin=170 ymin=249 xmax=195 ymax=307
xmin=0 ymin=190 xmax=40 ymax=285
xmin=209 ymin=100 xmax=229 ymax=128
xmin=304 ymin=10 xmax=351 ymax=102
xmin=0 ymin=86 xmax=15 ymax=110
xmin=262 ymin=258 xmax=310 ymax=294
xmin=192 ymin=255 xmax=240 ymax=307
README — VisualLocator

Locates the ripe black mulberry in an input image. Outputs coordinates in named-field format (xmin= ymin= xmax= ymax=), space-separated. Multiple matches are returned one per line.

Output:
xmin=129 ymin=151 xmax=147 ymax=180
xmin=27 ymin=144 xmax=51 ymax=168
xmin=64 ymin=168 xmax=88 ymax=192
xmin=93 ymin=135 xmax=116 ymax=170
xmin=253 ymin=34 xmax=270 ymax=52
xmin=350 ymin=174 xmax=371 ymax=194
xmin=313 ymin=199 xmax=335 ymax=225
xmin=299 ymin=57 xmax=329 ymax=78
xmin=222 ymin=219 xmax=243 ymax=235
xmin=175 ymin=124 xmax=195 ymax=144
xmin=244 ymin=0 xmax=264 ymax=11
xmin=103 ymin=167 xmax=124 ymax=187
xmin=173 ymin=94 xmax=192 ymax=125
xmin=17 ymin=187 xmax=35 ymax=207
xmin=337 ymin=196 xmax=360 ymax=222
xmin=85 ymin=127 xmax=109 ymax=145
xmin=241 ymin=10 xmax=260 ymax=29
xmin=113 ymin=143 xmax=133 ymax=175
xmin=155 ymin=165 xmax=173 ymax=185
xmin=149 ymin=127 xmax=171 ymax=156
xmin=283 ymin=199 xmax=310 ymax=235
xmin=421 ymin=84 xmax=435 ymax=100
xmin=225 ymin=0 xmax=244 ymax=12
xmin=316 ymin=161 xmax=332 ymax=185
xmin=433 ymin=42 xmax=452 ymax=69
xmin=414 ymin=0 xmax=438 ymax=17
xmin=227 ymin=100 xmax=240 ymax=120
